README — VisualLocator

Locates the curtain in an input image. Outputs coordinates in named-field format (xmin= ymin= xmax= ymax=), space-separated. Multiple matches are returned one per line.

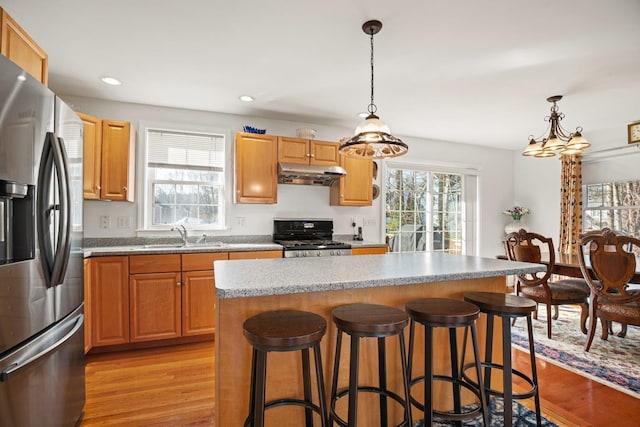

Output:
xmin=559 ymin=154 xmax=583 ymax=254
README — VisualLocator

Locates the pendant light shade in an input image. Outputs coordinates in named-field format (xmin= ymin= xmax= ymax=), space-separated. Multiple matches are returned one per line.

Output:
xmin=339 ymin=20 xmax=408 ymax=159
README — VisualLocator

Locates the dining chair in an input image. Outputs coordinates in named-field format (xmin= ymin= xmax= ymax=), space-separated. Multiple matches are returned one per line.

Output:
xmin=504 ymin=229 xmax=589 ymax=339
xmin=578 ymin=228 xmax=640 ymax=351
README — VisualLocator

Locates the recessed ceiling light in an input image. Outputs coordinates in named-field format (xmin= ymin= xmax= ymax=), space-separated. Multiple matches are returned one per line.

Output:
xmin=100 ymin=76 xmax=122 ymax=86
xmin=17 ymin=75 xmax=26 ymax=81
xmin=357 ymin=112 xmax=369 ymax=118
xmin=239 ymin=95 xmax=254 ymax=102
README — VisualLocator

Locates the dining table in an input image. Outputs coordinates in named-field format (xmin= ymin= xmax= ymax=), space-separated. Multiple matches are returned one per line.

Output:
xmin=498 ymin=252 xmax=640 ymax=283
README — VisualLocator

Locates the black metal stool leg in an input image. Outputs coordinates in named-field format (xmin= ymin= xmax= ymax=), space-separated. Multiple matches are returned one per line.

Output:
xmin=330 ymin=330 xmax=343 ymax=425
xmin=313 ymin=343 xmax=328 ymax=427
xmin=470 ymin=323 xmax=490 ymax=426
xmin=302 ymin=348 xmax=313 ymax=427
xmin=449 ymin=328 xmax=462 ymax=427
xmin=348 ymin=335 xmax=360 ymax=427
xmin=501 ymin=315 xmax=513 ymax=427
xmin=483 ymin=313 xmax=495 ymax=405
xmin=424 ymin=324 xmax=433 ymax=426
xmin=527 ymin=315 xmax=542 ymax=427
xmin=377 ymin=337 xmax=388 ymax=427
xmin=398 ymin=331 xmax=413 ymax=427
xmin=254 ymin=349 xmax=267 ymax=427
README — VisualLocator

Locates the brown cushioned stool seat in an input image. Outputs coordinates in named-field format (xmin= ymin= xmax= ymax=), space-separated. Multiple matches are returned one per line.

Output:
xmin=330 ymin=303 xmax=413 ymax=427
xmin=405 ymin=298 xmax=489 ymax=426
xmin=462 ymin=292 xmax=541 ymax=427
xmin=243 ymin=309 xmax=328 ymax=427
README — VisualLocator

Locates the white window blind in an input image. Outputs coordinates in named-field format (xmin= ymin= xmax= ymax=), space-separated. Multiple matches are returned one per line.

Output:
xmin=147 ymin=129 xmax=225 ymax=171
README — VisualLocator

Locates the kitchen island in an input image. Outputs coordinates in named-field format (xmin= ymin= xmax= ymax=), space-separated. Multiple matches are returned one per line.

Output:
xmin=214 ymin=252 xmax=544 ymax=426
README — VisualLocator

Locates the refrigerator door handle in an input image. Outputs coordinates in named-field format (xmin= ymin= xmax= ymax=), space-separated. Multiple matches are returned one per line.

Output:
xmin=51 ymin=136 xmax=71 ymax=285
xmin=36 ymin=132 xmax=56 ymax=286
xmin=0 ymin=313 xmax=83 ymax=382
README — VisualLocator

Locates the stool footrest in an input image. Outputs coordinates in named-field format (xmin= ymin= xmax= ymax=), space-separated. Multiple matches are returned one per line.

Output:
xmin=408 ymin=375 xmax=484 ymax=421
xmin=462 ymin=361 xmax=538 ymax=400
xmin=331 ymin=386 xmax=410 ymax=427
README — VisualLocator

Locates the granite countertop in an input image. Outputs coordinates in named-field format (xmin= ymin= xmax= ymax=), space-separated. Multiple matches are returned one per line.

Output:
xmin=84 ymin=243 xmax=283 ymax=257
xmin=214 ymin=252 xmax=545 ymax=299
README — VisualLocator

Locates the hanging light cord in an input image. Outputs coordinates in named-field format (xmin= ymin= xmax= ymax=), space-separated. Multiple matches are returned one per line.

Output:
xmin=368 ymin=29 xmax=377 ymax=115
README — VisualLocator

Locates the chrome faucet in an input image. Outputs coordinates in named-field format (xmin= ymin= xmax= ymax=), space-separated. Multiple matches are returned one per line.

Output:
xmin=171 ymin=224 xmax=188 ymax=245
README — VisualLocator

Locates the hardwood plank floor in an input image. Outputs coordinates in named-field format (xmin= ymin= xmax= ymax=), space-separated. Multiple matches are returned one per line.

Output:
xmin=81 ymin=340 xmax=638 ymax=426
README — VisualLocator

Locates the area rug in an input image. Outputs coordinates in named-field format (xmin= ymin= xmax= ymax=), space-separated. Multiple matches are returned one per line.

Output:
xmin=510 ymin=304 xmax=640 ymax=398
xmin=412 ymin=398 xmax=557 ymax=426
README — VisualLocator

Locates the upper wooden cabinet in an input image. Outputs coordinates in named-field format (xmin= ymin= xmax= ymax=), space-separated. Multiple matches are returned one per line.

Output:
xmin=278 ymin=136 xmax=339 ymax=166
xmin=235 ymin=132 xmax=277 ymax=204
xmin=330 ymin=155 xmax=373 ymax=206
xmin=0 ymin=8 xmax=48 ymax=85
xmin=78 ymin=112 xmax=135 ymax=201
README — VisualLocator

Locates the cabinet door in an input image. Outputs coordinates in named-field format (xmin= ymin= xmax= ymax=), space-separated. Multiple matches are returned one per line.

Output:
xmin=101 ymin=120 xmax=134 ymax=201
xmin=309 ymin=140 xmax=339 ymax=166
xmin=0 ymin=8 xmax=48 ymax=85
xmin=330 ymin=156 xmax=373 ymax=206
xmin=78 ymin=112 xmax=103 ymax=200
xmin=182 ymin=270 xmax=215 ymax=336
xmin=90 ymin=256 xmax=129 ymax=347
xmin=130 ymin=272 xmax=181 ymax=342
xmin=235 ymin=132 xmax=277 ymax=203
xmin=278 ymin=136 xmax=309 ymax=164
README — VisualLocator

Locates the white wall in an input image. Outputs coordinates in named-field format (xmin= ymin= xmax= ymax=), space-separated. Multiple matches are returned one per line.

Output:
xmin=67 ymin=96 xmax=515 ymax=257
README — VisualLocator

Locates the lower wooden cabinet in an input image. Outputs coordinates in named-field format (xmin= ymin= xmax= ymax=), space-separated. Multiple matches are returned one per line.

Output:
xmin=89 ymin=256 xmax=130 ymax=348
xmin=87 ymin=250 xmax=284 ymax=349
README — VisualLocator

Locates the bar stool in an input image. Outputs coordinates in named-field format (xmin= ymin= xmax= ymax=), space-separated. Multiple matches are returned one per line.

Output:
xmin=329 ymin=303 xmax=412 ymax=427
xmin=462 ymin=292 xmax=541 ymax=427
xmin=243 ymin=309 xmax=328 ymax=427
xmin=405 ymin=298 xmax=489 ymax=426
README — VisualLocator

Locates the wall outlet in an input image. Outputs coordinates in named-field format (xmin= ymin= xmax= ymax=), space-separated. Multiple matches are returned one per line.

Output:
xmin=117 ymin=216 xmax=131 ymax=229
xmin=235 ymin=217 xmax=246 ymax=227
xmin=364 ymin=217 xmax=376 ymax=226
xmin=100 ymin=215 xmax=111 ymax=229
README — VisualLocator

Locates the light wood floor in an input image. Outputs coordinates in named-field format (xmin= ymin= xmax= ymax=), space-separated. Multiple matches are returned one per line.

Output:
xmin=80 ymin=340 xmax=639 ymax=427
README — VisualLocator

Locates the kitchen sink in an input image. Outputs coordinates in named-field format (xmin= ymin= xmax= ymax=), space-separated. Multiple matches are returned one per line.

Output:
xmin=141 ymin=243 xmax=186 ymax=249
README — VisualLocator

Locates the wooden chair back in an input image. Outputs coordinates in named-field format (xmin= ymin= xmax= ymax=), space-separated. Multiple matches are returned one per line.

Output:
xmin=578 ymin=228 xmax=640 ymax=304
xmin=504 ymin=229 xmax=554 ymax=287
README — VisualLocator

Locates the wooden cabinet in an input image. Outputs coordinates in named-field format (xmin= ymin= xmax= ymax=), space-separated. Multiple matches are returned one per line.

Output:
xmin=181 ymin=252 xmax=229 ymax=336
xmin=89 ymin=256 xmax=130 ymax=347
xmin=278 ymin=136 xmax=339 ymax=166
xmin=330 ymin=155 xmax=373 ymax=206
xmin=235 ymin=132 xmax=278 ymax=204
xmin=352 ymin=247 xmax=387 ymax=255
xmin=129 ymin=255 xmax=181 ymax=342
xmin=77 ymin=112 xmax=102 ymax=200
xmin=78 ymin=113 xmax=135 ymax=201
xmin=0 ymin=8 xmax=48 ymax=85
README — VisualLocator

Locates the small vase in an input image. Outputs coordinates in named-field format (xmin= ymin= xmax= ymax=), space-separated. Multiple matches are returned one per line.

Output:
xmin=505 ymin=217 xmax=527 ymax=235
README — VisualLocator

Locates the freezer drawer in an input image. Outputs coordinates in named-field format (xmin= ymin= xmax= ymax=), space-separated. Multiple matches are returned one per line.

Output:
xmin=0 ymin=304 xmax=85 ymax=427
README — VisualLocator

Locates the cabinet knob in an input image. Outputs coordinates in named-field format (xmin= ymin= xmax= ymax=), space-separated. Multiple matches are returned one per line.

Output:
xmin=96 ymin=185 xmax=101 ymax=190
xmin=122 ymin=186 xmax=128 ymax=192
xmin=176 ymin=282 xmax=182 ymax=287
xmin=309 ymin=154 xmax=315 ymax=158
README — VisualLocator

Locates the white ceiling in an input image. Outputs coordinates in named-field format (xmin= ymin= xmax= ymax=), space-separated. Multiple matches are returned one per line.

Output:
xmin=5 ymin=0 xmax=640 ymax=150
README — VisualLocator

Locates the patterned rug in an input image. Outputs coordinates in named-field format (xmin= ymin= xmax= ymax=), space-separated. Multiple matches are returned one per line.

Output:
xmin=412 ymin=398 xmax=557 ymax=426
xmin=511 ymin=304 xmax=640 ymax=398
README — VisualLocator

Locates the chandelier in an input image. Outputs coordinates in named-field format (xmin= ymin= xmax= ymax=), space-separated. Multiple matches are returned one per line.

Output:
xmin=522 ymin=95 xmax=590 ymax=158
xmin=339 ymin=20 xmax=408 ymax=159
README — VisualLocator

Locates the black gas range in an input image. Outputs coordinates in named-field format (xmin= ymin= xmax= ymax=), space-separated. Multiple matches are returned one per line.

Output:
xmin=273 ymin=219 xmax=352 ymax=258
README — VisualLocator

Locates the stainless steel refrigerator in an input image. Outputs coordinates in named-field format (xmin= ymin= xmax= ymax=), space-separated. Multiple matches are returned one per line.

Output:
xmin=0 ymin=55 xmax=85 ymax=426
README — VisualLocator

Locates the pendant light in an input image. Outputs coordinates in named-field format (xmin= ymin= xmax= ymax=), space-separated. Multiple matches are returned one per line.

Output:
xmin=339 ymin=20 xmax=408 ymax=158
xmin=522 ymin=95 xmax=590 ymax=158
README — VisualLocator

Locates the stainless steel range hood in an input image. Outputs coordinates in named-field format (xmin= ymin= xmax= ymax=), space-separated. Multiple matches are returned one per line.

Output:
xmin=277 ymin=163 xmax=347 ymax=186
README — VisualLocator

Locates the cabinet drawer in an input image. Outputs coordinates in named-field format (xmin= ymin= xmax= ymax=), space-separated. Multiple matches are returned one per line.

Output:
xmin=129 ymin=254 xmax=181 ymax=274
xmin=229 ymin=250 xmax=282 ymax=260
xmin=182 ymin=252 xmax=229 ymax=271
